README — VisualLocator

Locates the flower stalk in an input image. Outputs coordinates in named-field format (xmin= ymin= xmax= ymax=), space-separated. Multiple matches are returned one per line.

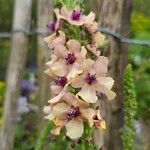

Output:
xmin=121 ymin=64 xmax=137 ymax=150
xmin=37 ymin=0 xmax=116 ymax=149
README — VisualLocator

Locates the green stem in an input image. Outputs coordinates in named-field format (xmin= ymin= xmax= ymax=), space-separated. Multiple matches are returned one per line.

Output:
xmin=82 ymin=140 xmax=86 ymax=150
xmin=35 ymin=121 xmax=52 ymax=150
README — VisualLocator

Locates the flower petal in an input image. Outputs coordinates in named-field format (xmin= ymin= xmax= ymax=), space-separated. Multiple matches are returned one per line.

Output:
xmin=97 ymin=77 xmax=114 ymax=89
xmin=93 ymin=32 xmax=105 ymax=48
xmin=53 ymin=119 xmax=67 ymax=135
xmin=44 ymin=112 xmax=54 ymax=120
xmin=94 ymin=120 xmax=106 ymax=129
xmin=43 ymin=105 xmax=51 ymax=114
xmin=86 ymin=44 xmax=100 ymax=57
xmin=78 ymin=85 xmax=98 ymax=103
xmin=48 ymin=83 xmax=68 ymax=103
xmin=80 ymin=108 xmax=95 ymax=127
xmin=67 ymin=39 xmax=81 ymax=54
xmin=71 ymin=75 xmax=84 ymax=88
xmin=67 ymin=63 xmax=83 ymax=81
xmin=44 ymin=32 xmax=56 ymax=44
xmin=85 ymin=21 xmax=98 ymax=34
xmin=63 ymin=92 xmax=79 ymax=107
xmin=63 ymin=92 xmax=88 ymax=108
xmin=80 ymin=46 xmax=87 ymax=58
xmin=51 ymin=60 xmax=68 ymax=76
xmin=95 ymin=83 xmax=116 ymax=100
xmin=48 ymin=36 xmax=66 ymax=49
xmin=54 ymin=8 xmax=61 ymax=20
xmin=66 ymin=118 xmax=83 ymax=139
xmin=44 ymin=30 xmax=66 ymax=49
xmin=54 ymin=44 xmax=68 ymax=58
xmin=68 ymin=19 xmax=84 ymax=26
xmin=82 ymin=58 xmax=95 ymax=71
xmin=84 ymin=12 xmax=95 ymax=24
xmin=51 ymin=85 xmax=62 ymax=95
xmin=44 ymin=68 xmax=56 ymax=78
xmin=94 ymin=56 xmax=109 ymax=75
xmin=52 ymin=102 xmax=70 ymax=118
xmin=48 ymin=90 xmax=64 ymax=103
xmin=45 ymin=55 xmax=58 ymax=67
xmin=61 ymin=5 xmax=70 ymax=19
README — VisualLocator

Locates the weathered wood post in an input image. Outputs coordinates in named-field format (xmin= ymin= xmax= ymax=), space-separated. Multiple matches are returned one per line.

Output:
xmin=92 ymin=0 xmax=132 ymax=149
xmin=37 ymin=0 xmax=53 ymax=128
xmin=1 ymin=0 xmax=32 ymax=149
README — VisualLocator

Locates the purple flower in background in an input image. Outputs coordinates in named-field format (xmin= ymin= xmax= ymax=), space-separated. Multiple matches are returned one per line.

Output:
xmin=21 ymin=80 xmax=33 ymax=96
xmin=28 ymin=63 xmax=37 ymax=72
xmin=17 ymin=96 xmax=29 ymax=116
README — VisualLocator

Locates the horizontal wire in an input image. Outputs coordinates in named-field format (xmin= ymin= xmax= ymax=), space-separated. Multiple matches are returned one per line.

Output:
xmin=0 ymin=28 xmax=150 ymax=46
xmin=99 ymin=28 xmax=150 ymax=46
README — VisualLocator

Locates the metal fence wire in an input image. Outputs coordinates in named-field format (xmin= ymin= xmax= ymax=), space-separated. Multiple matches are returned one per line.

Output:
xmin=0 ymin=28 xmax=150 ymax=46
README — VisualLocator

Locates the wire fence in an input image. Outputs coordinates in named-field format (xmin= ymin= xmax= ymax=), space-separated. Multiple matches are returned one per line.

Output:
xmin=0 ymin=28 xmax=150 ymax=46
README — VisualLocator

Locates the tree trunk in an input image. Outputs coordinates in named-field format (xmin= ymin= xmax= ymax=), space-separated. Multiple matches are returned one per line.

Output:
xmin=37 ymin=0 xmax=53 ymax=128
xmin=93 ymin=0 xmax=132 ymax=149
xmin=0 ymin=0 xmax=32 ymax=150
xmin=90 ymin=0 xmax=103 ymax=21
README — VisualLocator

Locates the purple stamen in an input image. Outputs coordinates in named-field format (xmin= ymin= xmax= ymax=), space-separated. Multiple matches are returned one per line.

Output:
xmin=54 ymin=76 xmax=67 ymax=87
xmin=65 ymin=53 xmax=76 ymax=64
xmin=85 ymin=73 xmax=97 ymax=85
xmin=67 ymin=106 xmax=80 ymax=118
xmin=93 ymin=115 xmax=99 ymax=120
xmin=47 ymin=22 xmax=56 ymax=31
xmin=71 ymin=10 xmax=81 ymax=21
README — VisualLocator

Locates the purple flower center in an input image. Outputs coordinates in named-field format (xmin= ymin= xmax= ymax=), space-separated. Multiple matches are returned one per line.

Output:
xmin=85 ymin=73 xmax=97 ymax=85
xmin=65 ymin=53 xmax=76 ymax=64
xmin=47 ymin=22 xmax=56 ymax=31
xmin=71 ymin=10 xmax=81 ymax=21
xmin=67 ymin=106 xmax=80 ymax=118
xmin=54 ymin=76 xmax=67 ymax=87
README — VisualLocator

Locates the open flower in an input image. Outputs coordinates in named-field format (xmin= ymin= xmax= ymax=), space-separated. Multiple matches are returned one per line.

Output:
xmin=46 ymin=42 xmax=87 ymax=104
xmin=56 ymin=6 xmax=95 ymax=26
xmin=47 ymin=39 xmax=87 ymax=80
xmin=44 ymin=92 xmax=105 ymax=139
xmin=50 ymin=76 xmax=69 ymax=103
xmin=71 ymin=57 xmax=116 ymax=103
xmin=45 ymin=58 xmax=70 ymax=104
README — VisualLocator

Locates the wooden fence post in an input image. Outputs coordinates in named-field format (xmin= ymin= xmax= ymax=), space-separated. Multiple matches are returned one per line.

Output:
xmin=1 ymin=0 xmax=32 ymax=149
xmin=37 ymin=0 xmax=53 ymax=128
xmin=93 ymin=0 xmax=132 ymax=149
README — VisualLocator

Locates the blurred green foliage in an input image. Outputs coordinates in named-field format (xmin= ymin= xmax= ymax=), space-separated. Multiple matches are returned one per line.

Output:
xmin=131 ymin=11 xmax=150 ymax=33
xmin=129 ymin=5 xmax=150 ymax=120
xmin=0 ymin=0 xmax=14 ymax=31
xmin=0 ymin=39 xmax=10 ymax=80
xmin=0 ymin=81 xmax=5 ymax=126
xmin=54 ymin=0 xmax=83 ymax=9
xmin=14 ymin=113 xmax=38 ymax=150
